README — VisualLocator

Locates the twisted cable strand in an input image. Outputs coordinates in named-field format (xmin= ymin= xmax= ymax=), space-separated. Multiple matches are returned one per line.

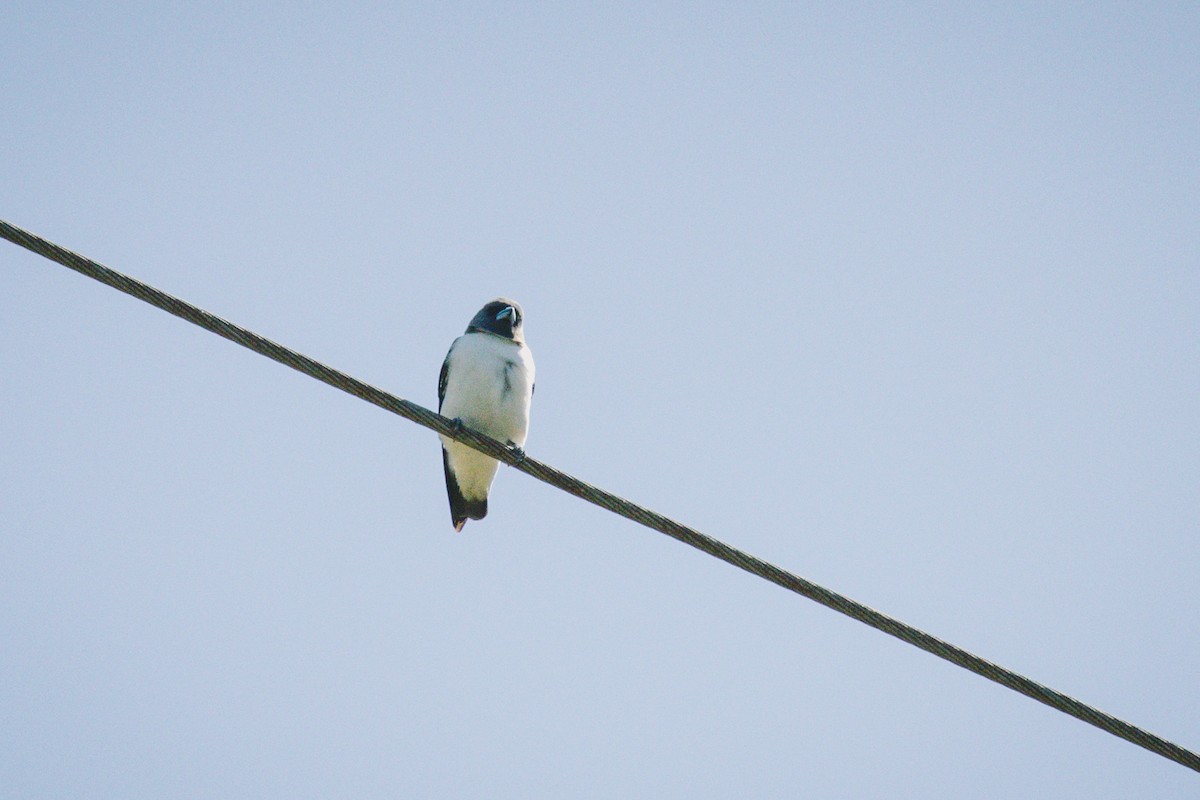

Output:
xmin=3 ymin=218 xmax=1196 ymax=774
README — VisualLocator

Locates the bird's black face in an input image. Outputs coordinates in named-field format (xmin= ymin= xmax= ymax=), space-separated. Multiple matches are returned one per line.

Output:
xmin=466 ymin=298 xmax=525 ymax=342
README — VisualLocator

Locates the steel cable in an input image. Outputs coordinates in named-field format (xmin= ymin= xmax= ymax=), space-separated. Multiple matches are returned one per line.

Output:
xmin=3 ymin=218 xmax=1196 ymax=774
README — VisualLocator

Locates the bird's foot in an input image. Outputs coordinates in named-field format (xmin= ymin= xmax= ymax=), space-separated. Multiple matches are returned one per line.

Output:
xmin=505 ymin=442 xmax=527 ymax=464
xmin=449 ymin=417 xmax=465 ymax=434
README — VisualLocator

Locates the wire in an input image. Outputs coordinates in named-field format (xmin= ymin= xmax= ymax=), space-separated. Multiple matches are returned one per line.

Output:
xmin=3 ymin=218 xmax=1197 ymax=774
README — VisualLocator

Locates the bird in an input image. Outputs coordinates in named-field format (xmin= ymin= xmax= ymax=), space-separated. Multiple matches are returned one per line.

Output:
xmin=438 ymin=298 xmax=535 ymax=531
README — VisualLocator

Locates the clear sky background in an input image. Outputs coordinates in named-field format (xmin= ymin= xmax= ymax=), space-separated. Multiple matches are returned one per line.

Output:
xmin=2 ymin=3 xmax=1198 ymax=797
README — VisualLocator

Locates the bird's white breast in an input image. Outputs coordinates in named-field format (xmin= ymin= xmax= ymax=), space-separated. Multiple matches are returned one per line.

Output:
xmin=439 ymin=332 xmax=535 ymax=500
xmin=440 ymin=332 xmax=534 ymax=443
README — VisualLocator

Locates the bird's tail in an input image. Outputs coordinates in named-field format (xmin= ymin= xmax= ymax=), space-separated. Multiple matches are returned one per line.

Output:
xmin=444 ymin=448 xmax=489 ymax=531
xmin=452 ymin=497 xmax=488 ymax=532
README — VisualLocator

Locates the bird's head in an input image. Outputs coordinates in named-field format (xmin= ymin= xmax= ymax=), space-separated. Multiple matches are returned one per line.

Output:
xmin=466 ymin=298 xmax=525 ymax=342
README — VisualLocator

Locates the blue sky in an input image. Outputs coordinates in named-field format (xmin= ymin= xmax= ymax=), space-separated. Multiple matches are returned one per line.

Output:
xmin=3 ymin=3 xmax=1198 ymax=797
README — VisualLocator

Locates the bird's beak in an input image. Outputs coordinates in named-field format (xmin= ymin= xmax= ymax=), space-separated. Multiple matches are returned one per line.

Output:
xmin=496 ymin=306 xmax=514 ymax=322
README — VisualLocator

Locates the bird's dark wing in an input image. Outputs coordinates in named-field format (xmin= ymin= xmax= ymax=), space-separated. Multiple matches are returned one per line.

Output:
xmin=443 ymin=447 xmax=467 ymax=531
xmin=438 ymin=349 xmax=451 ymax=413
